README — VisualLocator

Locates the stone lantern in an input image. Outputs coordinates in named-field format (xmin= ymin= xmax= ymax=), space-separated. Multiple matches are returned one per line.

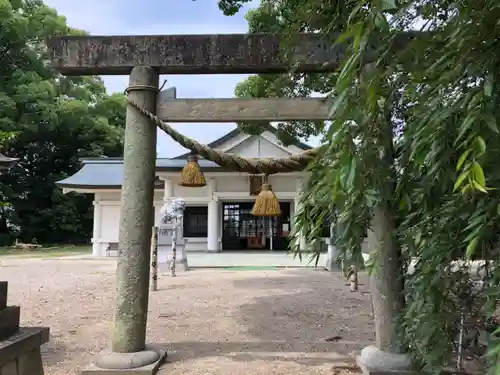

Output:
xmin=0 ymin=152 xmax=18 ymax=174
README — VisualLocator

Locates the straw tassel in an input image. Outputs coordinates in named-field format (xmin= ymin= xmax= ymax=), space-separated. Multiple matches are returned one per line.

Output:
xmin=251 ymin=176 xmax=281 ymax=216
xmin=180 ymin=154 xmax=206 ymax=187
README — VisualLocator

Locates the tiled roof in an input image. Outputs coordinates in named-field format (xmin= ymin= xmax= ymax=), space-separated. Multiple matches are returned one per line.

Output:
xmin=56 ymin=158 xmax=223 ymax=189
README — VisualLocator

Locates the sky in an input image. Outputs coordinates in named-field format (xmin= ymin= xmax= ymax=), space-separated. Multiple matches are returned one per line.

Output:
xmin=42 ymin=0 xmax=321 ymax=157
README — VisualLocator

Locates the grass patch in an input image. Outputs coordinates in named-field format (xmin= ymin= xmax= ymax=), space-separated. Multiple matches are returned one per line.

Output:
xmin=0 ymin=245 xmax=91 ymax=258
xmin=223 ymin=266 xmax=277 ymax=271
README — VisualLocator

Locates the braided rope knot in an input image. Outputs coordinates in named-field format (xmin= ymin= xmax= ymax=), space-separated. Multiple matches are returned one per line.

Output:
xmin=125 ymin=97 xmax=319 ymax=174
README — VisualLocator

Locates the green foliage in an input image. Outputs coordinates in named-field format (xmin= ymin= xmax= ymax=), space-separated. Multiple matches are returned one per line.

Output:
xmin=218 ymin=0 xmax=253 ymax=15
xmin=230 ymin=0 xmax=346 ymax=142
xmin=0 ymin=0 xmax=125 ymax=245
xmin=221 ymin=0 xmax=500 ymax=372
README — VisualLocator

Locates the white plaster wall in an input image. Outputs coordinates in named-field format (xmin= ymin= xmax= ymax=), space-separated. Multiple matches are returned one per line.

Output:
xmin=261 ymin=130 xmax=305 ymax=154
xmin=211 ymin=176 xmax=248 ymax=193
xmin=100 ymin=205 xmax=120 ymax=244
xmin=173 ymin=184 xmax=208 ymax=198
xmin=216 ymin=131 xmax=305 ymax=156
xmin=92 ymin=190 xmax=167 ymax=256
xmin=268 ymin=175 xmax=300 ymax=192
xmin=227 ymin=137 xmax=291 ymax=158
xmin=98 ymin=192 xmax=121 ymax=201
xmin=177 ymin=175 xmax=297 ymax=195
xmin=98 ymin=191 xmax=164 ymax=201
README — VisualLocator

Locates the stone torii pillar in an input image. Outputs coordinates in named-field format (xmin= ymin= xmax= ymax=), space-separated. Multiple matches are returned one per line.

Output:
xmin=87 ymin=67 xmax=165 ymax=374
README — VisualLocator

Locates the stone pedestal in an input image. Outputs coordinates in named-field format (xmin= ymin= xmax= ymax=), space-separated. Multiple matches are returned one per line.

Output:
xmin=0 ymin=281 xmax=50 ymax=375
xmin=82 ymin=346 xmax=166 ymax=375
xmin=157 ymin=224 xmax=189 ymax=272
xmin=356 ymin=345 xmax=413 ymax=375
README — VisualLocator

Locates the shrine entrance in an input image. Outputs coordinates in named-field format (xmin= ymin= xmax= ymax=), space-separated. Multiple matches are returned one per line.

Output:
xmin=45 ymin=27 xmax=413 ymax=375
xmin=222 ymin=202 xmax=291 ymax=251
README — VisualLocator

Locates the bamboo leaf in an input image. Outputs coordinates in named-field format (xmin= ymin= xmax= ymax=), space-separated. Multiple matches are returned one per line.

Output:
xmin=455 ymin=114 xmax=477 ymax=145
xmin=465 ymin=237 xmax=479 ymax=260
xmin=456 ymin=150 xmax=470 ymax=171
xmin=485 ymin=115 xmax=499 ymax=133
xmin=471 ymin=161 xmax=486 ymax=188
xmin=328 ymin=90 xmax=348 ymax=118
xmin=474 ymin=136 xmax=486 ymax=156
xmin=472 ymin=180 xmax=487 ymax=193
xmin=453 ymin=171 xmax=469 ymax=192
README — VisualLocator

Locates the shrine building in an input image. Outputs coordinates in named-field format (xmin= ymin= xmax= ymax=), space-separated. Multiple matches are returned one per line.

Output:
xmin=57 ymin=126 xmax=326 ymax=256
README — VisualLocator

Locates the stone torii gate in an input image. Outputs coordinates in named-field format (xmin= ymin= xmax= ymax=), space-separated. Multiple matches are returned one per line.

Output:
xmin=46 ymin=33 xmax=411 ymax=375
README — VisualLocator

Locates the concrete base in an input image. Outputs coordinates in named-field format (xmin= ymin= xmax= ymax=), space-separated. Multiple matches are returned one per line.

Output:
xmin=81 ymin=346 xmax=167 ymax=375
xmin=162 ymin=258 xmax=189 ymax=272
xmin=356 ymin=345 xmax=413 ymax=375
xmin=205 ymin=249 xmax=221 ymax=253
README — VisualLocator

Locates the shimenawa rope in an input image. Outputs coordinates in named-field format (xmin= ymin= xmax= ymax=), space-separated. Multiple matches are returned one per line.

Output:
xmin=125 ymin=97 xmax=319 ymax=175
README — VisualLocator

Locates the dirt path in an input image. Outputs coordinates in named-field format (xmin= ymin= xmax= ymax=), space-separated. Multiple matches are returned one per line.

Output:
xmin=1 ymin=258 xmax=373 ymax=374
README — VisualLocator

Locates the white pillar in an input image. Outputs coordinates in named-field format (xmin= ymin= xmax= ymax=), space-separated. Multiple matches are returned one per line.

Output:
xmin=92 ymin=200 xmax=102 ymax=257
xmin=163 ymin=177 xmax=173 ymax=202
xmin=207 ymin=178 xmax=219 ymax=252
xmin=207 ymin=200 xmax=219 ymax=252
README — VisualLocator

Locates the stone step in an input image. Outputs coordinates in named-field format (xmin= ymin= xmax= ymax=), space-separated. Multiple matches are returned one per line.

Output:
xmin=0 ymin=327 xmax=50 ymax=369
xmin=0 ymin=306 xmax=20 ymax=341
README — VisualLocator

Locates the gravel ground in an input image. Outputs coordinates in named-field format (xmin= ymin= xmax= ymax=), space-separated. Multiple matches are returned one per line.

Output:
xmin=1 ymin=257 xmax=374 ymax=375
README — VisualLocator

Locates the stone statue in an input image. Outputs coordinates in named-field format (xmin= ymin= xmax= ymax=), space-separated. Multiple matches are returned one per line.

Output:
xmin=159 ymin=198 xmax=186 ymax=276
xmin=160 ymin=198 xmax=186 ymax=224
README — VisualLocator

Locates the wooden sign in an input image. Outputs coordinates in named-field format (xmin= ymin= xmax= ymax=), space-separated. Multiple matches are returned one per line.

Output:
xmin=249 ymin=175 xmax=263 ymax=196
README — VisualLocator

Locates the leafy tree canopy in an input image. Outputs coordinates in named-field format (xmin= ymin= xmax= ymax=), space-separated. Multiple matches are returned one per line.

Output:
xmin=0 ymin=0 xmax=126 ymax=245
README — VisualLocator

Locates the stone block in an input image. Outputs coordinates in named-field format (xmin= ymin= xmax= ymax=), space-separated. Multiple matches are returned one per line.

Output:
xmin=0 ymin=282 xmax=7 ymax=310
xmin=0 ymin=349 xmax=45 ymax=375
xmin=356 ymin=355 xmax=414 ymax=375
xmin=0 ymin=327 xmax=50 ymax=368
xmin=356 ymin=346 xmax=414 ymax=375
xmin=0 ymin=360 xmax=18 ymax=375
xmin=17 ymin=348 xmax=44 ymax=375
xmin=0 ymin=306 xmax=20 ymax=340
xmin=81 ymin=346 xmax=167 ymax=375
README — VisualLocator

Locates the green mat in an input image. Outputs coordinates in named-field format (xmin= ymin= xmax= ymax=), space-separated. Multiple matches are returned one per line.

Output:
xmin=223 ymin=266 xmax=277 ymax=271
